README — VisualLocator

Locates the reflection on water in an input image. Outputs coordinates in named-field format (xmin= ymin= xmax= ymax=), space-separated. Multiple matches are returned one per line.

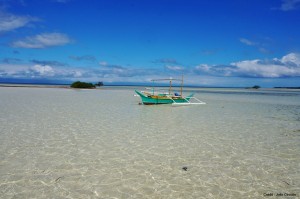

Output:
xmin=0 ymin=87 xmax=299 ymax=198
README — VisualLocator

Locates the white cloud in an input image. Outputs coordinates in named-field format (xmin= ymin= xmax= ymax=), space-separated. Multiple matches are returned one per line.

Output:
xmin=195 ymin=53 xmax=300 ymax=78
xmin=165 ymin=65 xmax=184 ymax=71
xmin=69 ymin=55 xmax=96 ymax=61
xmin=11 ymin=33 xmax=71 ymax=48
xmin=239 ymin=38 xmax=272 ymax=54
xmin=0 ymin=63 xmax=85 ymax=79
xmin=30 ymin=65 xmax=54 ymax=76
xmin=73 ymin=71 xmax=82 ymax=77
xmin=231 ymin=60 xmax=297 ymax=77
xmin=230 ymin=53 xmax=300 ymax=77
xmin=280 ymin=52 xmax=300 ymax=64
xmin=279 ymin=0 xmax=300 ymax=11
xmin=0 ymin=11 xmax=38 ymax=33
xmin=239 ymin=38 xmax=257 ymax=46
xmin=0 ymin=63 xmax=28 ymax=77
xmin=99 ymin=61 xmax=108 ymax=66
xmin=258 ymin=47 xmax=271 ymax=54
xmin=195 ymin=64 xmax=211 ymax=72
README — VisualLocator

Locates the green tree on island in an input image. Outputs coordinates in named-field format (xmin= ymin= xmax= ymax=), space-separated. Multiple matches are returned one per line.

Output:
xmin=95 ymin=81 xmax=104 ymax=87
xmin=70 ymin=81 xmax=96 ymax=89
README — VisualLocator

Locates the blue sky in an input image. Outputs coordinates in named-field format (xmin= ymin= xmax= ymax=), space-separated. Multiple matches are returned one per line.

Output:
xmin=0 ymin=0 xmax=300 ymax=87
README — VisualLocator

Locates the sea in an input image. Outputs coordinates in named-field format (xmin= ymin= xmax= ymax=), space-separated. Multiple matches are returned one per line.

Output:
xmin=0 ymin=86 xmax=299 ymax=198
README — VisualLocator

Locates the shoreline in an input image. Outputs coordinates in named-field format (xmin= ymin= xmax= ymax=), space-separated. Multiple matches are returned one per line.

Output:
xmin=1 ymin=84 xmax=300 ymax=96
xmin=0 ymin=84 xmax=71 ymax=89
xmin=1 ymin=84 xmax=300 ymax=92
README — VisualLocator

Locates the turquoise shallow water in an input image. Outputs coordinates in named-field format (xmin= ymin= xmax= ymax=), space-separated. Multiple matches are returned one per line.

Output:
xmin=0 ymin=87 xmax=299 ymax=198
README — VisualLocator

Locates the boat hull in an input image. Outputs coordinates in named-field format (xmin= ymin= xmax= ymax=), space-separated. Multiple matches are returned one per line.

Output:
xmin=135 ymin=90 xmax=192 ymax=105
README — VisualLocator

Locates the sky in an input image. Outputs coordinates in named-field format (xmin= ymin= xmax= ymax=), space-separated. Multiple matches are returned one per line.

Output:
xmin=0 ymin=0 xmax=300 ymax=87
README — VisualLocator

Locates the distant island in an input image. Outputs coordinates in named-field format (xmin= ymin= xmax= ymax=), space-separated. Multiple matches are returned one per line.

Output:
xmin=70 ymin=81 xmax=96 ymax=89
xmin=274 ymin=87 xmax=300 ymax=89
xmin=246 ymin=85 xmax=260 ymax=89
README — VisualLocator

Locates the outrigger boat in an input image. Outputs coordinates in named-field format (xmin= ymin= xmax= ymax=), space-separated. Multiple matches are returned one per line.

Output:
xmin=135 ymin=76 xmax=206 ymax=105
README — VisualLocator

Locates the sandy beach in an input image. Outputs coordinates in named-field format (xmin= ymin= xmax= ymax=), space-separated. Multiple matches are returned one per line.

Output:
xmin=0 ymin=86 xmax=299 ymax=198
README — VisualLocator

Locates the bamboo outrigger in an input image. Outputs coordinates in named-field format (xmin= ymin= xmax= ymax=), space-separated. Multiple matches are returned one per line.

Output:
xmin=135 ymin=76 xmax=206 ymax=105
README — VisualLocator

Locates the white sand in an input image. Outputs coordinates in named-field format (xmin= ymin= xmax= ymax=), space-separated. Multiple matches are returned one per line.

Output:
xmin=0 ymin=87 xmax=299 ymax=198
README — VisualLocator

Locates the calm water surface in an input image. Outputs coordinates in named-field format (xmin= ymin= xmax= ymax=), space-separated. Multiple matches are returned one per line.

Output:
xmin=0 ymin=87 xmax=299 ymax=198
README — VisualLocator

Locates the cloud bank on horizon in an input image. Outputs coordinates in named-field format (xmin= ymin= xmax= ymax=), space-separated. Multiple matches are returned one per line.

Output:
xmin=0 ymin=0 xmax=300 ymax=87
xmin=1 ymin=53 xmax=300 ymax=86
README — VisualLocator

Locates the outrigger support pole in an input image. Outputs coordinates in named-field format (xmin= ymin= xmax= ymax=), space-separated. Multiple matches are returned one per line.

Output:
xmin=169 ymin=79 xmax=172 ymax=95
xmin=180 ymin=74 xmax=183 ymax=97
xmin=152 ymin=80 xmax=155 ymax=95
